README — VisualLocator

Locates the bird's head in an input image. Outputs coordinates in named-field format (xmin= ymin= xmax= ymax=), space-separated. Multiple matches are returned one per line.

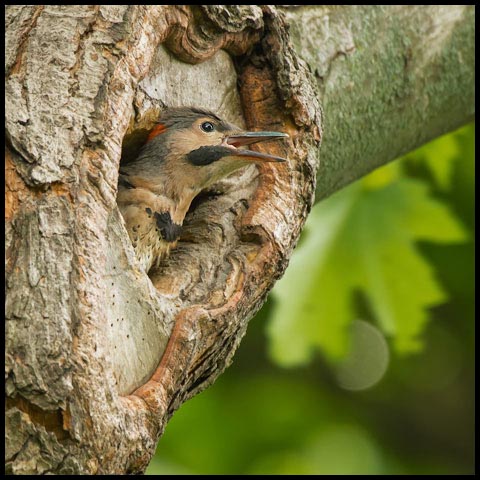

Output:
xmin=127 ymin=107 xmax=288 ymax=195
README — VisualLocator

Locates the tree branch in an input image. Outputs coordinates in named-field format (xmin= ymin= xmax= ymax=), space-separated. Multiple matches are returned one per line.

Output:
xmin=280 ymin=5 xmax=475 ymax=200
xmin=5 ymin=4 xmax=474 ymax=475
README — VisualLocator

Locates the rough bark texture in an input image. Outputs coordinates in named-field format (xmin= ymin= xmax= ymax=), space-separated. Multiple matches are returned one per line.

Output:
xmin=4 ymin=5 xmax=474 ymax=475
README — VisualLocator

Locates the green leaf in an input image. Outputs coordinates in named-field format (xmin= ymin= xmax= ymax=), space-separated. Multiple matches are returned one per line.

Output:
xmin=267 ymin=165 xmax=467 ymax=366
xmin=249 ymin=424 xmax=383 ymax=475
xmin=406 ymin=129 xmax=460 ymax=191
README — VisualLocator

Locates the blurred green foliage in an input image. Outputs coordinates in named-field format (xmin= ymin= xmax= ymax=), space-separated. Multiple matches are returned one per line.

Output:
xmin=269 ymin=141 xmax=467 ymax=365
xmin=147 ymin=123 xmax=474 ymax=475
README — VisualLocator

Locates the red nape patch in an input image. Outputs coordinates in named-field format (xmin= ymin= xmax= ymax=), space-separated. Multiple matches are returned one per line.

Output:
xmin=147 ymin=123 xmax=167 ymax=142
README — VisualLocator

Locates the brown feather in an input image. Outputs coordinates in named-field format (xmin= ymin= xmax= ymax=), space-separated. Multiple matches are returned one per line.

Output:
xmin=117 ymin=106 xmax=287 ymax=273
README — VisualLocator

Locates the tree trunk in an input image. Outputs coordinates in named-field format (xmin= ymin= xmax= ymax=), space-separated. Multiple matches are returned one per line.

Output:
xmin=5 ymin=5 xmax=474 ymax=474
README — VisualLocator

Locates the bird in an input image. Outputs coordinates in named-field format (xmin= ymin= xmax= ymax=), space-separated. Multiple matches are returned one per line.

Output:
xmin=117 ymin=106 xmax=288 ymax=273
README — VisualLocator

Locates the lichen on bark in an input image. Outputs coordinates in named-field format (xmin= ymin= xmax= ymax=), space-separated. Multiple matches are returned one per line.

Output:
xmin=5 ymin=4 xmax=474 ymax=475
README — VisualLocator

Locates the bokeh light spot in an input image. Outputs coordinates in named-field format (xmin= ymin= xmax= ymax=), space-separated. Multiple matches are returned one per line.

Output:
xmin=335 ymin=320 xmax=389 ymax=391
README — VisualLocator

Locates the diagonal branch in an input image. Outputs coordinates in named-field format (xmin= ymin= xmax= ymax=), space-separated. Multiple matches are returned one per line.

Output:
xmin=5 ymin=4 xmax=474 ymax=475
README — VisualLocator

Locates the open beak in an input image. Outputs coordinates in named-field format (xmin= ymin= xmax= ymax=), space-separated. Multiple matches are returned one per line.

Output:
xmin=223 ymin=131 xmax=289 ymax=163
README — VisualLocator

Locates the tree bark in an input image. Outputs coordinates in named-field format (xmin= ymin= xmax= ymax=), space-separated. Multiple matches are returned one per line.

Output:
xmin=5 ymin=5 xmax=474 ymax=475
xmin=281 ymin=5 xmax=475 ymax=200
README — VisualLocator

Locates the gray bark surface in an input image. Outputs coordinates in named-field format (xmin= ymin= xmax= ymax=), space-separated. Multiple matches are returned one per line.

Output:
xmin=5 ymin=5 xmax=474 ymax=475
xmin=280 ymin=5 xmax=475 ymax=200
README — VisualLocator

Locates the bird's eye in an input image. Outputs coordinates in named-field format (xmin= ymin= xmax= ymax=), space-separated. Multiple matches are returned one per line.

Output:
xmin=200 ymin=121 xmax=215 ymax=133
